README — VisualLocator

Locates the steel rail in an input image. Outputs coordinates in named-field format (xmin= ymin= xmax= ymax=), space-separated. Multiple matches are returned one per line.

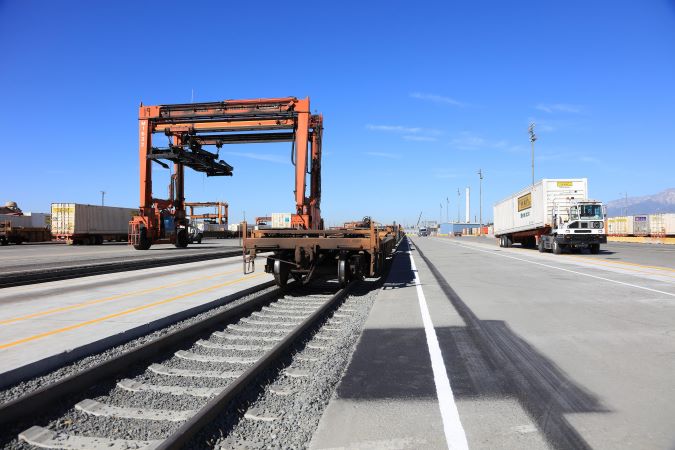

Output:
xmin=156 ymin=282 xmax=353 ymax=450
xmin=0 ymin=281 xmax=278 ymax=428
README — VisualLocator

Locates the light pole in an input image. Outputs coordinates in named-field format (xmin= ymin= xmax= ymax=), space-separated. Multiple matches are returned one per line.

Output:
xmin=529 ymin=123 xmax=537 ymax=186
xmin=446 ymin=197 xmax=449 ymax=223
xmin=439 ymin=203 xmax=442 ymax=227
xmin=477 ymin=169 xmax=483 ymax=235
xmin=100 ymin=191 xmax=106 ymax=206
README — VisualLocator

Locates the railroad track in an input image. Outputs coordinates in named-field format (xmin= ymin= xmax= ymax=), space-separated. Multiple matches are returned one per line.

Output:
xmin=2 ymin=281 xmax=353 ymax=449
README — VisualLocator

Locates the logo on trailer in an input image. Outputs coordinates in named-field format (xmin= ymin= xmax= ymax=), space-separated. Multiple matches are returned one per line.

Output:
xmin=517 ymin=193 xmax=532 ymax=212
xmin=557 ymin=181 xmax=573 ymax=187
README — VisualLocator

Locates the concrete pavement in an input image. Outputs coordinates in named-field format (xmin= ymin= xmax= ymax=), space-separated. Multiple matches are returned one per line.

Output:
xmin=0 ymin=253 xmax=272 ymax=388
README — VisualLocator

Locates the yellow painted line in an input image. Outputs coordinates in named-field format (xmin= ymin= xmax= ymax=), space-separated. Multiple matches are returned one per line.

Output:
xmin=0 ymin=272 xmax=267 ymax=350
xmin=0 ymin=269 xmax=242 ymax=326
xmin=562 ymin=255 xmax=675 ymax=276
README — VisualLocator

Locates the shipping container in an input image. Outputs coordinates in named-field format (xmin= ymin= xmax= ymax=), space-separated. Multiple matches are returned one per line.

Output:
xmin=51 ymin=203 xmax=138 ymax=244
xmin=0 ymin=213 xmax=52 ymax=245
xmin=647 ymin=213 xmax=675 ymax=237
xmin=494 ymin=179 xmax=589 ymax=236
xmin=633 ymin=215 xmax=649 ymax=236
xmin=439 ymin=223 xmax=480 ymax=236
xmin=607 ymin=216 xmax=634 ymax=236
xmin=665 ymin=213 xmax=675 ymax=236
xmin=271 ymin=213 xmax=293 ymax=229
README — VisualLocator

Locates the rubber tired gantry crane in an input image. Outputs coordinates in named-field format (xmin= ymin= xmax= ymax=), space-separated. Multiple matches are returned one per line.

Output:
xmin=129 ymin=97 xmax=322 ymax=249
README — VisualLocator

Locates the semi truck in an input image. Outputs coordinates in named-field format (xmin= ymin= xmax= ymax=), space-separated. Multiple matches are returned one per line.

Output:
xmin=493 ymin=178 xmax=607 ymax=254
xmin=51 ymin=203 xmax=138 ymax=245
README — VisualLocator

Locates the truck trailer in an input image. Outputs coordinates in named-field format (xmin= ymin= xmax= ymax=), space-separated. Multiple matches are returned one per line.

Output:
xmin=0 ymin=213 xmax=51 ymax=245
xmin=493 ymin=179 xmax=606 ymax=254
xmin=51 ymin=203 xmax=139 ymax=245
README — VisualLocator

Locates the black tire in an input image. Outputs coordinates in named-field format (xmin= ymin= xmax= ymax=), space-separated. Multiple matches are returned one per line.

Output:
xmin=273 ymin=259 xmax=289 ymax=287
xmin=590 ymin=243 xmax=600 ymax=254
xmin=133 ymin=228 xmax=152 ymax=250
xmin=552 ymin=240 xmax=562 ymax=255
xmin=338 ymin=257 xmax=350 ymax=288
xmin=0 ymin=238 xmax=7 ymax=246
xmin=505 ymin=236 xmax=512 ymax=248
xmin=538 ymin=238 xmax=545 ymax=253
xmin=197 ymin=235 xmax=202 ymax=244
xmin=175 ymin=229 xmax=188 ymax=248
xmin=499 ymin=236 xmax=504 ymax=247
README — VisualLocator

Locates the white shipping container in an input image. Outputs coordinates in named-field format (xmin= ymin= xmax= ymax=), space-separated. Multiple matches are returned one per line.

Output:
xmin=24 ymin=212 xmax=51 ymax=228
xmin=665 ymin=213 xmax=675 ymax=236
xmin=0 ymin=214 xmax=33 ymax=228
xmin=51 ymin=203 xmax=138 ymax=236
xmin=493 ymin=179 xmax=589 ymax=236
xmin=271 ymin=213 xmax=293 ymax=229
xmin=607 ymin=216 xmax=634 ymax=236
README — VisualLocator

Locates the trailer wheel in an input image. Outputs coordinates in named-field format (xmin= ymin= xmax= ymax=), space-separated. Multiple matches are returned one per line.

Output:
xmin=590 ymin=243 xmax=600 ymax=254
xmin=538 ymin=239 xmax=545 ymax=253
xmin=273 ymin=259 xmax=289 ymax=287
xmin=552 ymin=240 xmax=562 ymax=255
xmin=499 ymin=236 xmax=505 ymax=247
xmin=505 ymin=236 xmax=512 ymax=248
xmin=0 ymin=238 xmax=7 ymax=246
xmin=338 ymin=257 xmax=351 ymax=288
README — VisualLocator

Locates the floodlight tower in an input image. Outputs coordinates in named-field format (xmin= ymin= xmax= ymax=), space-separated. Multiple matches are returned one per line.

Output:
xmin=529 ymin=122 xmax=537 ymax=186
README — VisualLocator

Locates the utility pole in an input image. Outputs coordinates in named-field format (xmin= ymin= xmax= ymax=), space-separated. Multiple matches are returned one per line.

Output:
xmin=529 ymin=122 xmax=537 ymax=186
xmin=457 ymin=188 xmax=461 ymax=222
xmin=477 ymin=169 xmax=483 ymax=235
xmin=439 ymin=203 xmax=442 ymax=227
xmin=100 ymin=191 xmax=106 ymax=206
xmin=446 ymin=197 xmax=449 ymax=223
xmin=619 ymin=192 xmax=628 ymax=216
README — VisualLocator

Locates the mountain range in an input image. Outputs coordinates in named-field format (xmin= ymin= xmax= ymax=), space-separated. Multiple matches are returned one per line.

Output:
xmin=606 ymin=188 xmax=675 ymax=217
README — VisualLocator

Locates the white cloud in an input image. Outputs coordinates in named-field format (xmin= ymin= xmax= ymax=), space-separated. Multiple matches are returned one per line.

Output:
xmin=449 ymin=132 xmax=507 ymax=150
xmin=535 ymin=103 xmax=583 ymax=114
xmin=432 ymin=168 xmax=459 ymax=179
xmin=410 ymin=92 xmax=466 ymax=107
xmin=366 ymin=124 xmax=422 ymax=133
xmin=365 ymin=151 xmax=401 ymax=159
xmin=403 ymin=135 xmax=438 ymax=142
xmin=222 ymin=151 xmax=289 ymax=164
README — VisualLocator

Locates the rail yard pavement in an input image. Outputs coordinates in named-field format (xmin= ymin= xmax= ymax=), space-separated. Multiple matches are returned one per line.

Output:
xmin=0 ymin=254 xmax=272 ymax=389
xmin=311 ymin=238 xmax=548 ymax=450
xmin=408 ymin=236 xmax=675 ymax=449
xmin=0 ymin=238 xmax=241 ymax=275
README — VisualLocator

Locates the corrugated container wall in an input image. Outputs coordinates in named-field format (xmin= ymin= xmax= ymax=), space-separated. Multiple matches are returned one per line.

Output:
xmin=51 ymin=204 xmax=138 ymax=236
xmin=633 ymin=215 xmax=649 ymax=236
xmin=271 ymin=213 xmax=293 ymax=229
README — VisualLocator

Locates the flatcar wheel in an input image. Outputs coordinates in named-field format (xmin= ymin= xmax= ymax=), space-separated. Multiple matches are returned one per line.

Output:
xmin=338 ymin=258 xmax=350 ymax=287
xmin=274 ymin=259 xmax=289 ymax=287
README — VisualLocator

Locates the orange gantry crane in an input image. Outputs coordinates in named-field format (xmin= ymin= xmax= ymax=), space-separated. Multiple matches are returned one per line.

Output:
xmin=129 ymin=97 xmax=323 ymax=249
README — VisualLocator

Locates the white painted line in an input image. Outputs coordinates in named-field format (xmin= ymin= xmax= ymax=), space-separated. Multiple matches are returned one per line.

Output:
xmin=440 ymin=240 xmax=675 ymax=298
xmin=408 ymin=250 xmax=469 ymax=450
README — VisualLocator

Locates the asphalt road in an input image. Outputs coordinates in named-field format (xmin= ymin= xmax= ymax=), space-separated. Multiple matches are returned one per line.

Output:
xmin=408 ymin=236 xmax=674 ymax=449
xmin=0 ymin=239 xmax=242 ymax=275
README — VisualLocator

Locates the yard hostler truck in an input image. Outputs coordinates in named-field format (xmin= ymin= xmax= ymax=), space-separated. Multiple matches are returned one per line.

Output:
xmin=494 ymin=178 xmax=607 ymax=254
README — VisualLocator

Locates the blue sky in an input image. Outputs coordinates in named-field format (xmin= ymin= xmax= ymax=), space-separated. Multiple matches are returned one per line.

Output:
xmin=2 ymin=1 xmax=674 ymax=226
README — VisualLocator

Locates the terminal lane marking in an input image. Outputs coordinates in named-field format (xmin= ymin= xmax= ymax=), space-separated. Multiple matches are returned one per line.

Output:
xmin=408 ymin=249 xmax=469 ymax=450
xmin=438 ymin=240 xmax=675 ymax=298
xmin=561 ymin=254 xmax=675 ymax=276
xmin=0 ymin=268 xmax=241 ymax=326
xmin=0 ymin=272 xmax=267 ymax=350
